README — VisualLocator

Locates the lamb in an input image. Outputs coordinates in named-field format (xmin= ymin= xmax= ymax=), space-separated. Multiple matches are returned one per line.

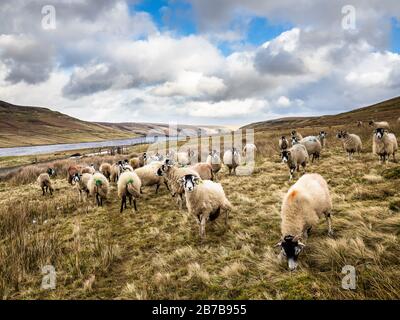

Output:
xmin=118 ymin=171 xmax=141 ymax=213
xmin=179 ymin=174 xmax=232 ymax=239
xmin=223 ymin=147 xmax=241 ymax=175
xmin=67 ymin=165 xmax=82 ymax=184
xmin=206 ymin=150 xmax=222 ymax=180
xmin=281 ymin=144 xmax=309 ymax=181
xmin=110 ymin=161 xmax=123 ymax=182
xmin=279 ymin=136 xmax=289 ymax=151
xmin=318 ymin=131 xmax=327 ymax=148
xmin=189 ymin=162 xmax=214 ymax=180
xmin=372 ymin=128 xmax=398 ymax=163
xmin=291 ymin=130 xmax=303 ymax=141
xmin=134 ymin=161 xmax=169 ymax=194
xmin=243 ymin=143 xmax=257 ymax=163
xmin=369 ymin=120 xmax=390 ymax=129
xmin=300 ymin=136 xmax=322 ymax=162
xmin=276 ymin=173 xmax=333 ymax=271
xmin=37 ymin=168 xmax=55 ymax=195
xmin=72 ymin=173 xmax=92 ymax=202
xmin=82 ymin=164 xmax=95 ymax=175
xmin=157 ymin=160 xmax=200 ymax=210
xmin=336 ymin=131 xmax=362 ymax=160
xmin=99 ymin=163 xmax=112 ymax=180
xmin=87 ymin=172 xmax=109 ymax=207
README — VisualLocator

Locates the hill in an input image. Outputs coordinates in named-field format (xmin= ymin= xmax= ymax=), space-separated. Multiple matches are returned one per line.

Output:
xmin=0 ymin=101 xmax=220 ymax=148
xmin=242 ymin=96 xmax=400 ymax=131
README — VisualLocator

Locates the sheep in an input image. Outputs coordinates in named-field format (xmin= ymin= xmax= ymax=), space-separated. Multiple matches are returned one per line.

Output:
xmin=291 ymin=135 xmax=299 ymax=145
xmin=206 ymin=150 xmax=222 ymax=181
xmin=243 ymin=143 xmax=257 ymax=163
xmin=291 ymin=130 xmax=303 ymax=141
xmin=122 ymin=159 xmax=134 ymax=172
xmin=279 ymin=136 xmax=290 ymax=151
xmin=129 ymin=157 xmax=141 ymax=169
xmin=223 ymin=147 xmax=241 ymax=175
xmin=372 ymin=128 xmax=398 ymax=163
xmin=118 ymin=171 xmax=141 ymax=213
xmin=281 ymin=144 xmax=309 ymax=181
xmin=336 ymin=131 xmax=362 ymax=160
xmin=179 ymin=174 xmax=232 ymax=239
xmin=357 ymin=121 xmax=363 ymax=127
xmin=99 ymin=163 xmax=112 ymax=180
xmin=369 ymin=120 xmax=390 ymax=129
xmin=175 ymin=149 xmax=195 ymax=166
xmin=299 ymin=136 xmax=322 ymax=162
xmin=134 ymin=161 xmax=169 ymax=194
xmin=157 ymin=160 xmax=200 ymax=210
xmin=110 ymin=161 xmax=123 ymax=182
xmin=67 ymin=165 xmax=82 ymax=184
xmin=72 ymin=173 xmax=92 ymax=202
xmin=37 ymin=169 xmax=55 ymax=196
xmin=318 ymin=131 xmax=327 ymax=148
xmin=82 ymin=164 xmax=95 ymax=175
xmin=189 ymin=162 xmax=214 ymax=180
xmin=87 ymin=172 xmax=109 ymax=206
xmin=276 ymin=173 xmax=333 ymax=271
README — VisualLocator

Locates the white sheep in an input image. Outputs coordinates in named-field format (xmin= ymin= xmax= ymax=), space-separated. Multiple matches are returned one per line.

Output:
xmin=372 ymin=128 xmax=398 ymax=163
xmin=72 ymin=172 xmax=92 ymax=202
xmin=37 ymin=169 xmax=55 ymax=196
xmin=223 ymin=148 xmax=241 ymax=175
xmin=300 ymin=136 xmax=322 ymax=162
xmin=206 ymin=150 xmax=222 ymax=180
xmin=118 ymin=171 xmax=141 ymax=213
xmin=87 ymin=172 xmax=109 ymax=206
xmin=281 ymin=144 xmax=309 ymax=180
xmin=369 ymin=120 xmax=390 ymax=129
xmin=179 ymin=174 xmax=232 ymax=239
xmin=243 ymin=143 xmax=257 ymax=163
xmin=134 ymin=161 xmax=169 ymax=194
xmin=336 ymin=131 xmax=362 ymax=160
xmin=99 ymin=163 xmax=112 ymax=181
xmin=175 ymin=149 xmax=195 ymax=166
xmin=110 ymin=161 xmax=123 ymax=182
xmin=276 ymin=173 xmax=333 ymax=271
xmin=189 ymin=162 xmax=214 ymax=180
xmin=82 ymin=164 xmax=95 ymax=175
xmin=318 ymin=131 xmax=327 ymax=148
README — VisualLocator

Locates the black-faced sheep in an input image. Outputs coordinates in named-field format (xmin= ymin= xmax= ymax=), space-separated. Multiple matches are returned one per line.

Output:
xmin=99 ymin=163 xmax=112 ymax=180
xmin=189 ymin=163 xmax=214 ymax=180
xmin=110 ymin=161 xmax=123 ymax=183
xmin=37 ymin=169 xmax=55 ymax=196
xmin=72 ymin=172 xmax=92 ymax=202
xmin=82 ymin=164 xmax=95 ymax=175
xmin=281 ymin=144 xmax=309 ymax=181
xmin=336 ymin=131 xmax=362 ymax=160
xmin=243 ymin=143 xmax=257 ymax=163
xmin=279 ymin=136 xmax=289 ymax=151
xmin=291 ymin=130 xmax=303 ymax=141
xmin=179 ymin=174 xmax=232 ymax=239
xmin=134 ymin=161 xmax=169 ymax=194
xmin=223 ymin=147 xmax=241 ymax=175
xmin=372 ymin=128 xmax=398 ymax=163
xmin=277 ymin=173 xmax=333 ymax=271
xmin=67 ymin=165 xmax=82 ymax=184
xmin=118 ymin=171 xmax=141 ymax=213
xmin=300 ymin=136 xmax=322 ymax=162
xmin=87 ymin=172 xmax=109 ymax=207
xmin=206 ymin=150 xmax=222 ymax=180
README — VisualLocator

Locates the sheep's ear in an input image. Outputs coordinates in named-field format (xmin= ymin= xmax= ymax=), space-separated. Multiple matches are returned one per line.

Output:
xmin=297 ymin=241 xmax=306 ymax=249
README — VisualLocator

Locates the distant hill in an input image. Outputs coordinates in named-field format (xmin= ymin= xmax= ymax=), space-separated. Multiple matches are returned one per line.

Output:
xmin=242 ymin=96 xmax=400 ymax=131
xmin=0 ymin=101 xmax=222 ymax=148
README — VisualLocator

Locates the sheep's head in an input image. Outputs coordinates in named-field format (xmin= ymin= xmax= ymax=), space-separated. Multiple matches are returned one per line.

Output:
xmin=369 ymin=120 xmax=374 ymax=126
xmin=319 ymin=131 xmax=327 ymax=139
xmin=47 ymin=168 xmax=55 ymax=176
xmin=291 ymin=130 xmax=296 ymax=135
xmin=291 ymin=136 xmax=299 ymax=145
xmin=374 ymin=128 xmax=385 ymax=139
xmin=281 ymin=150 xmax=291 ymax=163
xmin=180 ymin=174 xmax=200 ymax=192
xmin=276 ymin=235 xmax=306 ymax=271
xmin=72 ymin=173 xmax=81 ymax=184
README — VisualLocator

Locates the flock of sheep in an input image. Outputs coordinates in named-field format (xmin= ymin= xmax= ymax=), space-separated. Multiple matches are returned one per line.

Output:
xmin=35 ymin=120 xmax=398 ymax=271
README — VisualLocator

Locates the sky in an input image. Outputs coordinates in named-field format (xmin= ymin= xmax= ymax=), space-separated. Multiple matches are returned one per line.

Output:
xmin=0 ymin=0 xmax=400 ymax=126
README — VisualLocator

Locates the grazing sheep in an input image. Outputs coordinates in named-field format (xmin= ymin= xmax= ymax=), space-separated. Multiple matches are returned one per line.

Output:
xmin=369 ymin=120 xmax=390 ymax=129
xmin=318 ymin=131 xmax=327 ymax=148
xmin=118 ymin=171 xmax=141 ymax=213
xmin=336 ymin=131 xmax=362 ymax=160
xmin=99 ymin=163 xmax=112 ymax=180
xmin=67 ymin=165 xmax=82 ymax=184
xmin=372 ymin=128 xmax=398 ymax=163
xmin=291 ymin=130 xmax=303 ymax=141
xmin=179 ymin=174 xmax=232 ymax=239
xmin=189 ymin=162 xmax=214 ymax=180
xmin=276 ymin=173 xmax=333 ymax=271
xmin=279 ymin=136 xmax=290 ymax=151
xmin=281 ymin=144 xmax=309 ymax=181
xmin=82 ymin=164 xmax=95 ymax=175
xmin=87 ymin=172 xmax=109 ymax=207
xmin=134 ymin=161 xmax=169 ymax=194
xmin=110 ymin=161 xmax=123 ymax=182
xmin=129 ymin=157 xmax=141 ymax=169
xmin=206 ymin=150 xmax=222 ymax=180
xmin=300 ymin=136 xmax=322 ymax=162
xmin=223 ymin=148 xmax=241 ymax=175
xmin=72 ymin=173 xmax=92 ymax=202
xmin=157 ymin=161 xmax=200 ymax=210
xmin=37 ymin=172 xmax=54 ymax=196
xmin=357 ymin=121 xmax=363 ymax=127
xmin=243 ymin=143 xmax=257 ymax=163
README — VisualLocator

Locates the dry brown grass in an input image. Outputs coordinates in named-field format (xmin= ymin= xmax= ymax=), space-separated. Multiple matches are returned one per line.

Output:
xmin=0 ymin=124 xmax=399 ymax=300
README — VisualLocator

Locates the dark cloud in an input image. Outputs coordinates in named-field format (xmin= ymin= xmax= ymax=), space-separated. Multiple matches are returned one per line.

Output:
xmin=254 ymin=49 xmax=307 ymax=75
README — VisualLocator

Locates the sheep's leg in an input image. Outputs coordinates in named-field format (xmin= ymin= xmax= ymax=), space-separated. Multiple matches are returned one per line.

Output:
xmin=228 ymin=167 xmax=232 ymax=175
xmin=100 ymin=197 xmax=103 ymax=207
xmin=155 ymin=184 xmax=160 ymax=194
xmin=133 ymin=199 xmax=138 ymax=212
xmin=140 ymin=187 xmax=143 ymax=194
xmin=129 ymin=195 xmax=132 ymax=206
xmin=393 ymin=152 xmax=397 ymax=163
xmin=200 ymin=215 xmax=207 ymax=240
xmin=224 ymin=209 xmax=229 ymax=227
xmin=50 ymin=188 xmax=53 ymax=196
xmin=42 ymin=187 xmax=45 ymax=196
xmin=289 ymin=168 xmax=295 ymax=180
xmin=120 ymin=195 xmax=125 ymax=213
xmin=164 ymin=181 xmax=170 ymax=191
xmin=325 ymin=212 xmax=334 ymax=237
xmin=95 ymin=194 xmax=100 ymax=206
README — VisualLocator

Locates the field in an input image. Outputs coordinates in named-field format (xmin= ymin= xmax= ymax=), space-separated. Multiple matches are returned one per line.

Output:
xmin=0 ymin=123 xmax=399 ymax=300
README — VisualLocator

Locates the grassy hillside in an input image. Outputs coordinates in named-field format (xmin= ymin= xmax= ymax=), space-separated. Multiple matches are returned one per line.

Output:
xmin=243 ymin=96 xmax=400 ymax=131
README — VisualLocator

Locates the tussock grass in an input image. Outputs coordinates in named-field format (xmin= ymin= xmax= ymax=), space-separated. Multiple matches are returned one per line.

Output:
xmin=0 ymin=125 xmax=399 ymax=300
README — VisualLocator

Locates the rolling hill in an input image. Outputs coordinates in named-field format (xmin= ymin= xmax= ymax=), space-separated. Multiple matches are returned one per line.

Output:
xmin=0 ymin=101 xmax=221 ymax=148
xmin=242 ymin=96 xmax=400 ymax=131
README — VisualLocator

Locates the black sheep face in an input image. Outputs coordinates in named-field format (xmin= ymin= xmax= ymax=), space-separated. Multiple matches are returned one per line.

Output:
xmin=277 ymin=235 xmax=305 ymax=271
xmin=375 ymin=128 xmax=385 ymax=139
